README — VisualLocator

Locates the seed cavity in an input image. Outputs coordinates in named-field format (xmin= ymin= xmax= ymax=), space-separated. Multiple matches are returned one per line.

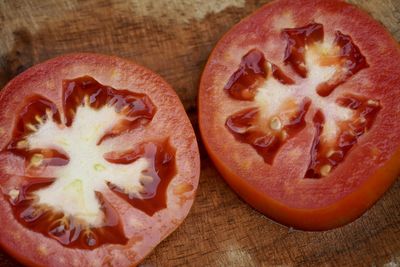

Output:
xmin=3 ymin=76 xmax=164 ymax=249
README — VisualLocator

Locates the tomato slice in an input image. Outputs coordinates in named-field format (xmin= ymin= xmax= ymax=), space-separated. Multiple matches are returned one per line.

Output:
xmin=199 ymin=0 xmax=400 ymax=230
xmin=0 ymin=54 xmax=199 ymax=266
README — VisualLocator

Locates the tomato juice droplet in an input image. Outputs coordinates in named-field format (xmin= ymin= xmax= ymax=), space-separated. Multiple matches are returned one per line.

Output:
xmin=10 ymin=177 xmax=128 ymax=249
xmin=7 ymin=95 xmax=61 ymax=147
xmin=224 ymin=49 xmax=267 ymax=101
xmin=316 ymin=31 xmax=369 ymax=97
xmin=105 ymin=140 xmax=177 ymax=216
xmin=282 ymin=23 xmax=324 ymax=78
xmin=305 ymin=110 xmax=325 ymax=178
xmin=10 ymin=177 xmax=55 ymax=206
xmin=271 ymin=63 xmax=295 ymax=85
xmin=12 ymin=95 xmax=61 ymax=138
xmin=3 ymin=95 xmax=69 ymax=167
xmin=1 ymin=76 xmax=167 ymax=249
xmin=226 ymin=99 xmax=310 ymax=164
xmin=305 ymin=95 xmax=381 ymax=178
xmin=335 ymin=31 xmax=369 ymax=75
xmin=63 ymin=76 xmax=156 ymax=128
xmin=225 ymin=108 xmax=259 ymax=134
xmin=223 ymin=22 xmax=377 ymax=175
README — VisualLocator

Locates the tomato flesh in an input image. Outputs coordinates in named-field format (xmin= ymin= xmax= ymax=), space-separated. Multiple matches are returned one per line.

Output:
xmin=0 ymin=54 xmax=199 ymax=266
xmin=199 ymin=0 xmax=400 ymax=230
xmin=316 ymin=31 xmax=369 ymax=97
xmin=12 ymin=180 xmax=127 ymax=249
xmin=223 ymin=22 xmax=381 ymax=177
xmin=226 ymin=96 xmax=310 ymax=164
xmin=224 ymin=49 xmax=267 ymax=101
xmin=105 ymin=141 xmax=177 ymax=216
xmin=307 ymin=95 xmax=380 ymax=178
xmin=63 ymin=76 xmax=156 ymax=142
xmin=282 ymin=23 xmax=324 ymax=78
xmin=1 ymin=76 xmax=178 ymax=250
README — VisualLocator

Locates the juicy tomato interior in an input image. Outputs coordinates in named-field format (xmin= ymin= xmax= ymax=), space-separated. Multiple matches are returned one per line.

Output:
xmin=199 ymin=0 xmax=400 ymax=230
xmin=224 ymin=23 xmax=380 ymax=177
xmin=0 ymin=54 xmax=199 ymax=267
xmin=2 ymin=76 xmax=177 ymax=249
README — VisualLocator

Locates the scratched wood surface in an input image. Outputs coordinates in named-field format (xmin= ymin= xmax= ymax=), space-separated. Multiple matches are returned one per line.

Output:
xmin=0 ymin=0 xmax=399 ymax=266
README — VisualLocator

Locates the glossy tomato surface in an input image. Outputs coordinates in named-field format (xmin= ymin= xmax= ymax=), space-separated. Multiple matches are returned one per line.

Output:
xmin=0 ymin=53 xmax=199 ymax=266
xmin=199 ymin=0 xmax=400 ymax=230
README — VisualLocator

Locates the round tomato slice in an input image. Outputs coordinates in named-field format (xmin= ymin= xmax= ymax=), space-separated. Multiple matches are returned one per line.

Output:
xmin=0 ymin=53 xmax=199 ymax=266
xmin=199 ymin=0 xmax=400 ymax=230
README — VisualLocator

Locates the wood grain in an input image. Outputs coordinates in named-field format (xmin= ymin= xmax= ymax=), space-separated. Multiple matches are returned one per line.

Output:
xmin=0 ymin=0 xmax=399 ymax=266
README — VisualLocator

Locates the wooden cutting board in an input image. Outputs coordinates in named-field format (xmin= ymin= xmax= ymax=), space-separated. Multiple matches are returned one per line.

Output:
xmin=0 ymin=0 xmax=399 ymax=266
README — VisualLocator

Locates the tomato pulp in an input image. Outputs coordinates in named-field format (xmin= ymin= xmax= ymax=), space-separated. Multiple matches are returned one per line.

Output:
xmin=199 ymin=0 xmax=400 ymax=230
xmin=0 ymin=54 xmax=200 ymax=266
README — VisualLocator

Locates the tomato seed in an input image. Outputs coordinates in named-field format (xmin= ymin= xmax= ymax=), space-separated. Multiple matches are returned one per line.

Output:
xmin=8 ymin=189 xmax=19 ymax=202
xmin=30 ymin=154 xmax=44 ymax=167
xmin=320 ymin=164 xmax=332 ymax=177
xmin=270 ymin=117 xmax=282 ymax=131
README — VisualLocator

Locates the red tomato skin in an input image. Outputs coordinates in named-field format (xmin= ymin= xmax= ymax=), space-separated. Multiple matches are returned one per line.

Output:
xmin=0 ymin=53 xmax=200 ymax=266
xmin=199 ymin=0 xmax=400 ymax=230
xmin=204 ymin=141 xmax=400 ymax=230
